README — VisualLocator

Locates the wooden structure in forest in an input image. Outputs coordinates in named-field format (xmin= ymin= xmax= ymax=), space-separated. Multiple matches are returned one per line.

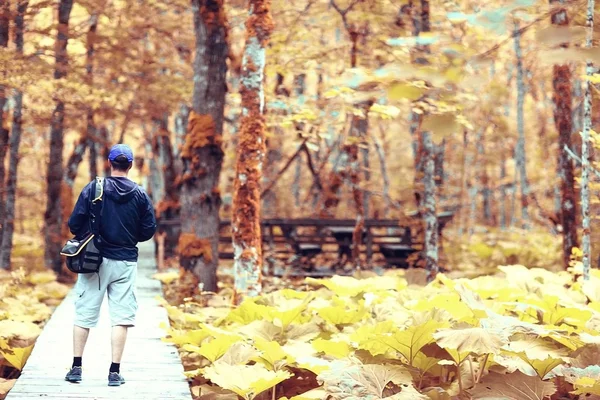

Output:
xmin=159 ymin=211 xmax=455 ymax=272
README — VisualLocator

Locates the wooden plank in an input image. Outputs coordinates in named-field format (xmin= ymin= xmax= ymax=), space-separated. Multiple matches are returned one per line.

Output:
xmin=5 ymin=240 xmax=192 ymax=400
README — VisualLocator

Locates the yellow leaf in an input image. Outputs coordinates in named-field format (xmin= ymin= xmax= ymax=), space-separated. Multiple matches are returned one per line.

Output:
xmin=27 ymin=271 xmax=56 ymax=284
xmin=162 ymin=329 xmax=210 ymax=346
xmin=152 ymin=271 xmax=180 ymax=284
xmin=0 ymin=320 xmax=41 ymax=341
xmin=312 ymin=338 xmax=352 ymax=358
xmin=317 ymin=303 xmax=367 ymax=325
xmin=202 ymin=363 xmax=291 ymax=400
xmin=252 ymin=338 xmax=291 ymax=370
xmin=197 ymin=335 xmax=242 ymax=363
xmin=352 ymin=320 xmax=398 ymax=356
xmin=0 ymin=341 xmax=33 ymax=371
xmin=378 ymin=319 xmax=448 ymax=365
xmin=387 ymin=82 xmax=426 ymax=101
xmin=421 ymin=114 xmax=459 ymax=142
xmin=573 ymin=377 xmax=600 ymax=395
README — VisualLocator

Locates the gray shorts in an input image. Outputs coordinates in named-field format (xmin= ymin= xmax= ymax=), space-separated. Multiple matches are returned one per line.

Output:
xmin=73 ymin=258 xmax=138 ymax=328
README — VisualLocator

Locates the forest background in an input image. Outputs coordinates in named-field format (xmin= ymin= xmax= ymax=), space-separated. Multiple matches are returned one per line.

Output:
xmin=0 ymin=0 xmax=598 ymax=282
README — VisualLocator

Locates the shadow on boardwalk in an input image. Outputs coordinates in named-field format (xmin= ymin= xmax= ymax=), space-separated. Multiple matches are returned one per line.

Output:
xmin=6 ymin=240 xmax=192 ymax=400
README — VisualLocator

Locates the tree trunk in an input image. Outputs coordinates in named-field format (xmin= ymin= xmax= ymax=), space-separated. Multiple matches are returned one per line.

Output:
xmin=100 ymin=126 xmax=111 ymax=177
xmin=499 ymin=142 xmax=507 ymax=229
xmin=550 ymin=3 xmax=578 ymax=269
xmin=44 ymin=0 xmax=74 ymax=274
xmin=152 ymin=114 xmax=179 ymax=260
xmin=513 ymin=21 xmax=530 ymax=228
xmin=582 ymin=0 xmax=594 ymax=280
xmin=0 ymin=0 xmax=10 ymax=248
xmin=173 ymin=104 xmax=190 ymax=175
xmin=86 ymin=13 xmax=98 ymax=181
xmin=89 ymin=139 xmax=97 ymax=179
xmin=179 ymin=0 xmax=228 ymax=293
xmin=422 ymin=131 xmax=438 ymax=281
xmin=0 ymin=0 xmax=26 ymax=269
xmin=232 ymin=0 xmax=273 ymax=301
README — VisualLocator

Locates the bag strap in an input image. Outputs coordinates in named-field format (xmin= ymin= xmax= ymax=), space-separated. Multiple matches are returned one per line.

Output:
xmin=89 ymin=177 xmax=104 ymax=236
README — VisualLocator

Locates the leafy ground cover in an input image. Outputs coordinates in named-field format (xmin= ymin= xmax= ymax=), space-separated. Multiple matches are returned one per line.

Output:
xmin=0 ymin=268 xmax=70 ymax=399
xmin=156 ymin=262 xmax=600 ymax=400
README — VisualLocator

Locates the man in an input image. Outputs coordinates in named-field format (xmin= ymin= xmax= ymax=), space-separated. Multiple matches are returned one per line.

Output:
xmin=64 ymin=144 xmax=156 ymax=386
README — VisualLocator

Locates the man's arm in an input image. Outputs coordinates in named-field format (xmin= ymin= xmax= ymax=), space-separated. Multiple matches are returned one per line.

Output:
xmin=138 ymin=191 xmax=157 ymax=242
xmin=68 ymin=182 xmax=92 ymax=237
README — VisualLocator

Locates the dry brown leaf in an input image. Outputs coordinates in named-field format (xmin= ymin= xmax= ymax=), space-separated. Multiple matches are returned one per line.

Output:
xmin=0 ymin=378 xmax=16 ymax=396
xmin=570 ymin=344 xmax=600 ymax=368
xmin=502 ymin=335 xmax=568 ymax=360
xmin=191 ymin=384 xmax=238 ymax=400
xmin=471 ymin=371 xmax=556 ymax=399
xmin=433 ymin=323 xmax=506 ymax=355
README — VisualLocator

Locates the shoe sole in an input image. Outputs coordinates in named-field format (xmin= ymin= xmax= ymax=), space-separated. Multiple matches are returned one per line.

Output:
xmin=65 ymin=377 xmax=81 ymax=382
xmin=108 ymin=379 xmax=125 ymax=386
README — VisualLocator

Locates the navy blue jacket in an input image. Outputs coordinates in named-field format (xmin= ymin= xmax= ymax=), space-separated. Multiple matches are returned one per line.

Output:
xmin=68 ymin=177 xmax=157 ymax=262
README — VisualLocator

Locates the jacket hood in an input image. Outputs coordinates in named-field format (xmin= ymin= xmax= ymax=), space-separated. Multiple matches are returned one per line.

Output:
xmin=103 ymin=177 xmax=138 ymax=203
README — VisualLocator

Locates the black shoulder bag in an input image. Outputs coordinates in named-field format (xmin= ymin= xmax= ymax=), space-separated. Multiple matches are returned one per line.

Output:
xmin=60 ymin=177 xmax=105 ymax=275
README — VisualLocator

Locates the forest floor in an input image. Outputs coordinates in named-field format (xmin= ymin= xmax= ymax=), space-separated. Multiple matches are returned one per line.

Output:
xmin=3 ymin=227 xmax=597 ymax=400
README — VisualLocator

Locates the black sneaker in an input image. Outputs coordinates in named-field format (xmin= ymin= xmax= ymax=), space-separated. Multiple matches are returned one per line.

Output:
xmin=65 ymin=366 xmax=82 ymax=382
xmin=108 ymin=371 xmax=125 ymax=386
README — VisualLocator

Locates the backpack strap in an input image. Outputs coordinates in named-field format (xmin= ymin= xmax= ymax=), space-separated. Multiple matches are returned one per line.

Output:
xmin=89 ymin=177 xmax=105 ymax=236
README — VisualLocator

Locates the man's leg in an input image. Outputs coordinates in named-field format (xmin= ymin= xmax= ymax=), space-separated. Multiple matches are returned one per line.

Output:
xmin=106 ymin=259 xmax=138 ymax=386
xmin=111 ymin=325 xmax=128 ymax=367
xmin=73 ymin=325 xmax=90 ymax=358
xmin=67 ymin=272 xmax=105 ymax=382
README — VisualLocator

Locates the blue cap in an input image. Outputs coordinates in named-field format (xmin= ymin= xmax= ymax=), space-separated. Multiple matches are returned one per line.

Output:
xmin=108 ymin=144 xmax=134 ymax=162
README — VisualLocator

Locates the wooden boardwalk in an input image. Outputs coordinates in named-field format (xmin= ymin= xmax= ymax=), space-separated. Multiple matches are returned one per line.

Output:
xmin=6 ymin=240 xmax=192 ymax=400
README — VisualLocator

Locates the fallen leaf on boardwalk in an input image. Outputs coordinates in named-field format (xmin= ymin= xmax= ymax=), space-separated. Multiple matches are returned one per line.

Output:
xmin=472 ymin=371 xmax=556 ymax=399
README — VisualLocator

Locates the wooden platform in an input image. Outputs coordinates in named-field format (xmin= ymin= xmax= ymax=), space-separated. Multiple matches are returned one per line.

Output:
xmin=6 ymin=240 xmax=192 ymax=400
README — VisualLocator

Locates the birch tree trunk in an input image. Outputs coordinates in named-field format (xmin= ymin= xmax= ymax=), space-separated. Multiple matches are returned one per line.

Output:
xmin=0 ymin=0 xmax=27 ymax=269
xmin=179 ymin=0 xmax=228 ymax=293
xmin=550 ymin=1 xmax=578 ymax=268
xmin=581 ymin=0 xmax=594 ymax=280
xmin=232 ymin=0 xmax=273 ymax=301
xmin=0 ymin=0 xmax=9 ymax=248
xmin=44 ymin=0 xmax=74 ymax=274
xmin=422 ymin=131 xmax=438 ymax=280
xmin=513 ymin=21 xmax=530 ymax=228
